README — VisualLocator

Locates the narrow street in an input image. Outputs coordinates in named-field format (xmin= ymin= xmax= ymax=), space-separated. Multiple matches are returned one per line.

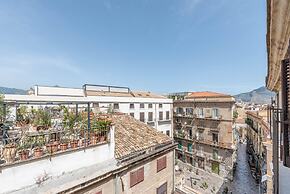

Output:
xmin=229 ymin=143 xmax=259 ymax=194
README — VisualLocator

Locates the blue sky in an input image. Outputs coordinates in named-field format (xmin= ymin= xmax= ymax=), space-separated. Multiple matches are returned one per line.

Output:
xmin=0 ymin=0 xmax=266 ymax=95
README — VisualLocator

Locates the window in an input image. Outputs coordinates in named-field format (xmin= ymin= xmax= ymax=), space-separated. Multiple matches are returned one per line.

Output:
xmin=148 ymin=112 xmax=153 ymax=122
xmin=157 ymin=156 xmax=167 ymax=172
xmin=212 ymin=133 xmax=219 ymax=143
xmin=190 ymin=157 xmax=193 ymax=166
xmin=130 ymin=103 xmax=134 ymax=109
xmin=148 ymin=103 xmax=153 ymax=108
xmin=130 ymin=113 xmax=134 ymax=118
xmin=166 ymin=111 xmax=170 ymax=120
xmin=186 ymin=108 xmax=193 ymax=115
xmin=156 ymin=182 xmax=167 ymax=194
xmin=178 ymin=141 xmax=182 ymax=150
xmin=187 ymin=143 xmax=193 ymax=152
xmin=113 ymin=103 xmax=119 ymax=109
xmin=166 ymin=130 xmax=170 ymax=136
xmin=130 ymin=167 xmax=144 ymax=188
xmin=212 ymin=162 xmax=220 ymax=174
xmin=213 ymin=149 xmax=218 ymax=160
xmin=212 ymin=108 xmax=219 ymax=118
xmin=177 ymin=107 xmax=183 ymax=115
xmin=140 ymin=103 xmax=145 ymax=109
xmin=159 ymin=104 xmax=162 ymax=108
xmin=159 ymin=111 xmax=163 ymax=121
xmin=197 ymin=108 xmax=204 ymax=117
xmin=196 ymin=130 xmax=204 ymax=141
xmin=140 ymin=112 xmax=145 ymax=122
xmin=197 ymin=158 xmax=205 ymax=169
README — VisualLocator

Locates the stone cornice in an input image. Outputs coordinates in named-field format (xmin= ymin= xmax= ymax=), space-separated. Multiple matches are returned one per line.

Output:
xmin=266 ymin=0 xmax=290 ymax=92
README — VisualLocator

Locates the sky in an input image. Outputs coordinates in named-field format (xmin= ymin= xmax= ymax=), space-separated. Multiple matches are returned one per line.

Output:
xmin=0 ymin=0 xmax=267 ymax=95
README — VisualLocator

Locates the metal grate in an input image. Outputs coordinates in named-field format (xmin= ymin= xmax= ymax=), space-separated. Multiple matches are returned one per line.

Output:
xmin=281 ymin=58 xmax=290 ymax=167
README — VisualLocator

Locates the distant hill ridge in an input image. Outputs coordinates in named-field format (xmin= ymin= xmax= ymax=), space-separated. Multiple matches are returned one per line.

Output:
xmin=0 ymin=86 xmax=27 ymax=95
xmin=234 ymin=86 xmax=275 ymax=104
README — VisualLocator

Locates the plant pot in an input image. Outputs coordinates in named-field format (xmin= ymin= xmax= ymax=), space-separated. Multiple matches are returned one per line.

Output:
xmin=60 ymin=143 xmax=68 ymax=151
xmin=52 ymin=141 xmax=59 ymax=153
xmin=3 ymin=144 xmax=17 ymax=164
xmin=18 ymin=150 xmax=29 ymax=161
xmin=99 ymin=135 xmax=106 ymax=142
xmin=46 ymin=144 xmax=53 ymax=153
xmin=81 ymin=139 xmax=89 ymax=147
xmin=90 ymin=136 xmax=99 ymax=145
xmin=70 ymin=140 xmax=78 ymax=149
xmin=34 ymin=148 xmax=43 ymax=158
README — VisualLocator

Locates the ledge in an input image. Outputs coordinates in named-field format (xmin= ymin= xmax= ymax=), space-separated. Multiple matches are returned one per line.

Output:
xmin=0 ymin=141 xmax=108 ymax=171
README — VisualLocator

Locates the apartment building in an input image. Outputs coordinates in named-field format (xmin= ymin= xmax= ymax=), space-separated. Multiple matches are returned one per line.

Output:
xmin=4 ymin=84 xmax=173 ymax=136
xmin=266 ymin=0 xmax=290 ymax=193
xmin=245 ymin=111 xmax=271 ymax=188
xmin=0 ymin=113 xmax=176 ymax=194
xmin=173 ymin=92 xmax=235 ymax=193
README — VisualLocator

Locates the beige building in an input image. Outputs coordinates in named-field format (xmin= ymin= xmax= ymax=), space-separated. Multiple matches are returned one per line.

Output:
xmin=246 ymin=111 xmax=271 ymax=187
xmin=172 ymin=92 xmax=235 ymax=193
xmin=1 ymin=114 xmax=176 ymax=194
xmin=266 ymin=0 xmax=290 ymax=193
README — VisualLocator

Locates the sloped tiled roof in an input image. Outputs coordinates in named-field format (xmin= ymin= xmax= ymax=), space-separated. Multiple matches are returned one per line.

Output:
xmin=186 ymin=91 xmax=231 ymax=98
xmin=111 ymin=114 xmax=172 ymax=159
xmin=86 ymin=91 xmax=166 ymax=99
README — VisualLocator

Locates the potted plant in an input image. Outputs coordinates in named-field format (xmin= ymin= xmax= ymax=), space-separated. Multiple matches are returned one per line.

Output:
xmin=96 ymin=120 xmax=110 ymax=142
xmin=33 ymin=137 xmax=45 ymax=158
xmin=3 ymin=143 xmax=17 ymax=164
xmin=52 ymin=141 xmax=59 ymax=153
xmin=32 ymin=109 xmax=52 ymax=131
xmin=17 ymin=141 xmax=31 ymax=161
xmin=60 ymin=138 xmax=69 ymax=151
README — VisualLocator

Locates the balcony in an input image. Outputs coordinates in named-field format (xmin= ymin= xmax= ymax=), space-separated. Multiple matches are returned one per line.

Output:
xmin=158 ymin=120 xmax=171 ymax=125
xmin=196 ymin=151 xmax=205 ymax=158
xmin=209 ymin=155 xmax=223 ymax=162
xmin=147 ymin=121 xmax=155 ymax=126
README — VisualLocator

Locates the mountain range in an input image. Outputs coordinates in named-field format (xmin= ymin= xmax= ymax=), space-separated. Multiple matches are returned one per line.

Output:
xmin=0 ymin=86 xmax=27 ymax=95
xmin=234 ymin=86 xmax=275 ymax=104
xmin=0 ymin=85 xmax=275 ymax=104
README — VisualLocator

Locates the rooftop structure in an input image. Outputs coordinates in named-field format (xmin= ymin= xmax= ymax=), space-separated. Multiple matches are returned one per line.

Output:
xmin=0 ymin=110 xmax=176 ymax=193
xmin=4 ymin=84 xmax=173 ymax=136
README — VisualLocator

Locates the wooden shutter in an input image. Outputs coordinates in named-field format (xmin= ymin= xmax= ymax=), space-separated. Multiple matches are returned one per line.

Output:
xmin=281 ymin=58 xmax=290 ymax=167
xmin=157 ymin=182 xmax=167 ymax=194
xmin=130 ymin=167 xmax=144 ymax=188
xmin=130 ymin=171 xmax=137 ymax=187
xmin=157 ymin=156 xmax=167 ymax=172
xmin=137 ymin=167 xmax=144 ymax=182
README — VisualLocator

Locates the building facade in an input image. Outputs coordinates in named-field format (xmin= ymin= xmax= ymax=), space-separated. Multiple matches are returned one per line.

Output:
xmin=4 ymin=84 xmax=173 ymax=137
xmin=246 ymin=111 xmax=271 ymax=191
xmin=266 ymin=0 xmax=290 ymax=193
xmin=0 ymin=114 xmax=176 ymax=194
xmin=173 ymin=92 xmax=235 ymax=193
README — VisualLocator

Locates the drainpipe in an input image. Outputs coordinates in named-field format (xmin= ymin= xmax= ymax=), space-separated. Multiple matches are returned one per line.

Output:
xmin=173 ymin=149 xmax=175 ymax=192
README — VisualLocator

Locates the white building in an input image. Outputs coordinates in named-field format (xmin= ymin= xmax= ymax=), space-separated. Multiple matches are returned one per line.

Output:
xmin=4 ymin=84 xmax=173 ymax=136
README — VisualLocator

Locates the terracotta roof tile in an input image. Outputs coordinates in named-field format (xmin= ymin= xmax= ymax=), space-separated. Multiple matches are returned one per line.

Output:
xmin=111 ymin=114 xmax=172 ymax=159
xmin=186 ymin=91 xmax=231 ymax=98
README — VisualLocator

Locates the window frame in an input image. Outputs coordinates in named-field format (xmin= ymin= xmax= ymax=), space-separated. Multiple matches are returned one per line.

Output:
xmin=157 ymin=156 xmax=167 ymax=172
xmin=130 ymin=167 xmax=144 ymax=188
xmin=140 ymin=112 xmax=145 ymax=122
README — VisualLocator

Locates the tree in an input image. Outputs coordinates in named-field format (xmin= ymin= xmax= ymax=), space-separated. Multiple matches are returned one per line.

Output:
xmin=0 ymin=94 xmax=5 ymax=123
xmin=233 ymin=110 xmax=238 ymax=121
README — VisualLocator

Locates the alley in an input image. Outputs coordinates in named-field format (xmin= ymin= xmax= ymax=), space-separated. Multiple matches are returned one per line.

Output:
xmin=230 ymin=143 xmax=259 ymax=194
